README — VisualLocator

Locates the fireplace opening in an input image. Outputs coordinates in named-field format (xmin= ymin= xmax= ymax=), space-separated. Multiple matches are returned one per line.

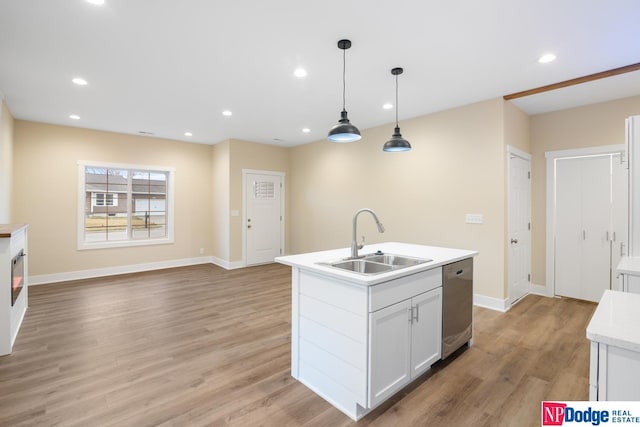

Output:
xmin=11 ymin=250 xmax=25 ymax=306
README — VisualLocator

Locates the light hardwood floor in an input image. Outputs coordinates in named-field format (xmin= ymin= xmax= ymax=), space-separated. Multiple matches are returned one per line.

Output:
xmin=0 ymin=263 xmax=596 ymax=426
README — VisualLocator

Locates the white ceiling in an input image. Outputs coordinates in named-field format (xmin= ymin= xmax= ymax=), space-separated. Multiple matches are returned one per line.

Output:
xmin=1 ymin=0 xmax=639 ymax=147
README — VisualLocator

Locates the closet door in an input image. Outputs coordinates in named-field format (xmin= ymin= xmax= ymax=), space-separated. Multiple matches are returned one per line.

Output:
xmin=555 ymin=158 xmax=583 ymax=299
xmin=555 ymin=156 xmax=611 ymax=302
xmin=580 ymin=156 xmax=612 ymax=302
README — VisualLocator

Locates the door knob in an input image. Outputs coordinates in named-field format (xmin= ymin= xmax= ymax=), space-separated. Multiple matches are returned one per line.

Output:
xmin=510 ymin=238 xmax=518 ymax=244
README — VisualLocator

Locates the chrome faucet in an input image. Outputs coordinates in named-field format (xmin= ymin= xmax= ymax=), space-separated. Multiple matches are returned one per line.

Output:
xmin=351 ymin=208 xmax=385 ymax=259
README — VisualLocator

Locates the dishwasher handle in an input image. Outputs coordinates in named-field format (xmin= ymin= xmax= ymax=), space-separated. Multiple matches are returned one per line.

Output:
xmin=445 ymin=267 xmax=470 ymax=280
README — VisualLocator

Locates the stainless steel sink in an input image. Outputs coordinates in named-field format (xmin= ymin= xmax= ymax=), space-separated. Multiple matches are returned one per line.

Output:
xmin=330 ymin=259 xmax=394 ymax=274
xmin=363 ymin=253 xmax=432 ymax=267
xmin=318 ymin=252 xmax=432 ymax=275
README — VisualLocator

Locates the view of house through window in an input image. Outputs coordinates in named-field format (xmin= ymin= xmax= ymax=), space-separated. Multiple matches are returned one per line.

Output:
xmin=82 ymin=165 xmax=169 ymax=245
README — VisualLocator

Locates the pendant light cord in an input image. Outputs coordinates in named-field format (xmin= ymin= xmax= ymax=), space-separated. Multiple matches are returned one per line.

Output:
xmin=395 ymin=74 xmax=399 ymax=126
xmin=342 ymin=47 xmax=346 ymax=111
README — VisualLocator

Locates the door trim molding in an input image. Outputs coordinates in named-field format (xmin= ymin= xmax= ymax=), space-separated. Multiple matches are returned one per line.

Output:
xmin=506 ymin=144 xmax=531 ymax=161
xmin=545 ymin=145 xmax=625 ymax=298
xmin=507 ymin=145 xmax=532 ymax=305
xmin=242 ymin=169 xmax=286 ymax=267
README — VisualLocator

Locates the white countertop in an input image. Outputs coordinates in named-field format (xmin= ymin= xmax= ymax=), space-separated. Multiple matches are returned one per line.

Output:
xmin=617 ymin=256 xmax=640 ymax=275
xmin=275 ymin=242 xmax=478 ymax=286
xmin=586 ymin=290 xmax=640 ymax=352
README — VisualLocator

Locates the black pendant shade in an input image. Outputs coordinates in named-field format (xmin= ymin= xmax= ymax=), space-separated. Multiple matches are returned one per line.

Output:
xmin=327 ymin=39 xmax=361 ymax=143
xmin=328 ymin=110 xmax=361 ymax=142
xmin=383 ymin=67 xmax=411 ymax=152
xmin=383 ymin=126 xmax=411 ymax=152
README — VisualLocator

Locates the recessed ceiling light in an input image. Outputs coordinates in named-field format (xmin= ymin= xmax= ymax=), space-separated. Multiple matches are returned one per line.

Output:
xmin=69 ymin=114 xmax=80 ymax=120
xmin=72 ymin=77 xmax=88 ymax=86
xmin=538 ymin=53 xmax=557 ymax=64
xmin=294 ymin=68 xmax=307 ymax=78
xmin=222 ymin=110 xmax=232 ymax=116
xmin=302 ymin=128 xmax=310 ymax=133
xmin=86 ymin=0 xmax=105 ymax=5
xmin=383 ymin=103 xmax=393 ymax=110
xmin=184 ymin=132 xmax=192 ymax=137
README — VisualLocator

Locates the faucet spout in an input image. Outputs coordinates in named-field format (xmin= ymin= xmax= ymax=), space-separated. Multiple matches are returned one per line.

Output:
xmin=351 ymin=208 xmax=385 ymax=259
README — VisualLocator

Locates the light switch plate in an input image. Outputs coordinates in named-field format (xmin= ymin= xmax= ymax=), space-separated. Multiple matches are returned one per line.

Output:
xmin=466 ymin=213 xmax=484 ymax=224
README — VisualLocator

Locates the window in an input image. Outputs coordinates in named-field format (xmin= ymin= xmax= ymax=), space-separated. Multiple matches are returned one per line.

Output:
xmin=93 ymin=192 xmax=118 ymax=208
xmin=78 ymin=161 xmax=175 ymax=249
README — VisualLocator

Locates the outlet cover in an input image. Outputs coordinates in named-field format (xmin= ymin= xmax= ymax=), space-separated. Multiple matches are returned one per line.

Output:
xmin=466 ymin=213 xmax=484 ymax=224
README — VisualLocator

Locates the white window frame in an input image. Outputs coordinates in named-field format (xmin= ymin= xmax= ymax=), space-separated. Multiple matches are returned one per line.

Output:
xmin=77 ymin=160 xmax=175 ymax=250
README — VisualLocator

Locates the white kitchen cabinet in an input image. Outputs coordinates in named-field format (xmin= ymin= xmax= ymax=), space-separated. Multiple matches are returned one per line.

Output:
xmin=620 ymin=272 xmax=640 ymax=294
xmin=368 ymin=287 xmax=442 ymax=407
xmin=410 ymin=289 xmax=442 ymax=376
xmin=590 ymin=341 xmax=640 ymax=400
xmin=587 ymin=290 xmax=640 ymax=401
xmin=627 ymin=274 xmax=640 ymax=293
xmin=616 ymin=256 xmax=640 ymax=294
xmin=369 ymin=298 xmax=412 ymax=407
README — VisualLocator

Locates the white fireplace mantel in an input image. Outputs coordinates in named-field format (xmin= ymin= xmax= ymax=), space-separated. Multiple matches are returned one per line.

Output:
xmin=0 ymin=223 xmax=28 ymax=356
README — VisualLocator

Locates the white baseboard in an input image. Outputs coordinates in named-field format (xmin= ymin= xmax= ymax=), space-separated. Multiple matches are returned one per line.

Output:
xmin=473 ymin=293 xmax=509 ymax=312
xmin=29 ymin=256 xmax=215 ymax=286
xmin=473 ymin=284 xmax=552 ymax=313
xmin=210 ymin=256 xmax=245 ymax=270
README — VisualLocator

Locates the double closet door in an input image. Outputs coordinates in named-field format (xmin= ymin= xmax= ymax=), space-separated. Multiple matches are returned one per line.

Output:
xmin=555 ymin=154 xmax=627 ymax=302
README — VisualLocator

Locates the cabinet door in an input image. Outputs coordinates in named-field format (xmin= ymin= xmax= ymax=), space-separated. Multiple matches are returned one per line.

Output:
xmin=627 ymin=274 xmax=640 ymax=294
xmin=410 ymin=288 xmax=442 ymax=378
xmin=581 ymin=156 xmax=613 ymax=302
xmin=368 ymin=299 xmax=412 ymax=408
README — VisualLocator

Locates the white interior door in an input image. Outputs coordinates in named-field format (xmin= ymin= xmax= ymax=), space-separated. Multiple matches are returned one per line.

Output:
xmin=508 ymin=153 xmax=531 ymax=305
xmin=245 ymin=172 xmax=282 ymax=266
xmin=555 ymin=156 xmax=611 ymax=302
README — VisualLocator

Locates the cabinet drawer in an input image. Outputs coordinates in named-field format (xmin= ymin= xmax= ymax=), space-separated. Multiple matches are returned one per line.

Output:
xmin=369 ymin=268 xmax=442 ymax=312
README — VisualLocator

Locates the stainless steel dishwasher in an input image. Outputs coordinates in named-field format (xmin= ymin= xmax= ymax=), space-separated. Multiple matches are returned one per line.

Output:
xmin=442 ymin=258 xmax=473 ymax=359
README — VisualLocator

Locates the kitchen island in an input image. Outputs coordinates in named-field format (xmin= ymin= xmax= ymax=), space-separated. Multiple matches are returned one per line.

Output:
xmin=587 ymin=290 xmax=640 ymax=401
xmin=275 ymin=242 xmax=477 ymax=420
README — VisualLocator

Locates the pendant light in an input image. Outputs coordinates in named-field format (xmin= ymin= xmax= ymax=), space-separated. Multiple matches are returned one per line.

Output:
xmin=327 ymin=39 xmax=361 ymax=143
xmin=383 ymin=67 xmax=411 ymax=152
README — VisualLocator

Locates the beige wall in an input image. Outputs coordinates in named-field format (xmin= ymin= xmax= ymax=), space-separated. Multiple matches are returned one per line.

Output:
xmin=12 ymin=121 xmax=213 ymax=276
xmin=13 ymin=92 xmax=636 ymax=301
xmin=228 ymin=139 xmax=290 ymax=262
xmin=0 ymin=100 xmax=14 ymax=223
xmin=504 ymin=101 xmax=531 ymax=153
xmin=289 ymin=98 xmax=509 ymax=300
xmin=530 ymin=95 xmax=640 ymax=288
xmin=211 ymin=140 xmax=230 ymax=261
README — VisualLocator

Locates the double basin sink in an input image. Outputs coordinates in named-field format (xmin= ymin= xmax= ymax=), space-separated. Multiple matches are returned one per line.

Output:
xmin=318 ymin=253 xmax=432 ymax=275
